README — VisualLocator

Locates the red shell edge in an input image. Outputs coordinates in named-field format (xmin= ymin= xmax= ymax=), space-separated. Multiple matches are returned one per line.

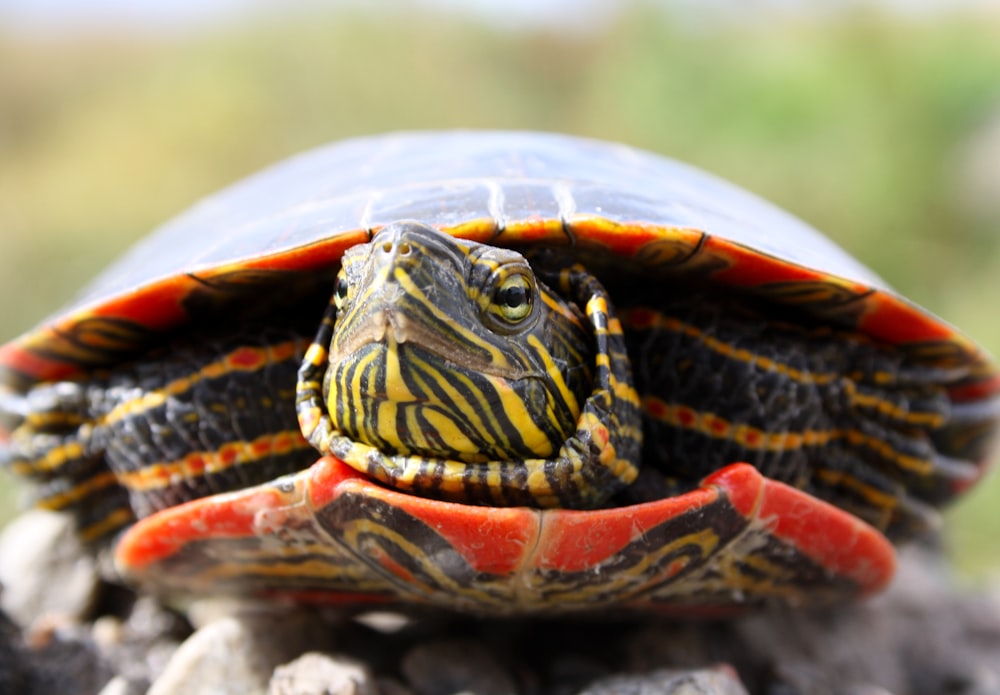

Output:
xmin=115 ymin=458 xmax=896 ymax=610
xmin=1 ymin=219 xmax=995 ymax=396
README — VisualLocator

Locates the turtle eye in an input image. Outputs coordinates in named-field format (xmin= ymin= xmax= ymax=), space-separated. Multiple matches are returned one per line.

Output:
xmin=333 ymin=272 xmax=351 ymax=311
xmin=490 ymin=272 xmax=535 ymax=326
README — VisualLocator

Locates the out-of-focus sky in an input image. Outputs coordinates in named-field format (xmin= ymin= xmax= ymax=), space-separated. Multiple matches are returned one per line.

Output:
xmin=0 ymin=0 xmax=996 ymax=35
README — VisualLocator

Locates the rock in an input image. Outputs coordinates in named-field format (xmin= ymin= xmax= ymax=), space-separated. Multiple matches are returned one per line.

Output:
xmin=0 ymin=509 xmax=100 ymax=627
xmin=147 ymin=609 xmax=335 ymax=695
xmin=0 ymin=600 xmax=116 ymax=695
xmin=96 ymin=675 xmax=146 ymax=695
xmin=94 ymin=594 xmax=188 ymax=689
xmin=401 ymin=639 xmax=518 ymax=695
xmin=546 ymin=654 xmax=612 ymax=695
xmin=0 ymin=606 xmax=29 ymax=694
xmin=578 ymin=667 xmax=749 ymax=695
xmin=269 ymin=652 xmax=377 ymax=695
xmin=22 ymin=621 xmax=114 ymax=695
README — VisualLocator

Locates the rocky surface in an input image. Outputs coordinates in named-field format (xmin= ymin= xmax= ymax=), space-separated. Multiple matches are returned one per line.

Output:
xmin=0 ymin=510 xmax=998 ymax=695
xmin=0 ymin=509 xmax=100 ymax=627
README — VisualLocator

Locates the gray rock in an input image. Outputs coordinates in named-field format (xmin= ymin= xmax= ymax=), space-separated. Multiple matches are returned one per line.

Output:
xmin=96 ymin=675 xmax=146 ymax=695
xmin=21 ymin=621 xmax=114 ymax=695
xmin=401 ymin=639 xmax=517 ymax=695
xmin=0 ymin=509 xmax=100 ymax=627
xmin=90 ymin=595 xmax=188 ymax=690
xmin=577 ymin=667 xmax=749 ymax=695
xmin=0 ymin=606 xmax=29 ymax=694
xmin=269 ymin=652 xmax=377 ymax=695
xmin=147 ymin=609 xmax=335 ymax=695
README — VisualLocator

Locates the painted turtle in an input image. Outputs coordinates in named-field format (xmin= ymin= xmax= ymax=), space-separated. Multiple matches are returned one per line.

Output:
xmin=1 ymin=131 xmax=997 ymax=615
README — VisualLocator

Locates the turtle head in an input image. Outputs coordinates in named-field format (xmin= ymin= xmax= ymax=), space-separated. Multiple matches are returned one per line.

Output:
xmin=297 ymin=221 xmax=640 ymax=508
xmin=326 ymin=221 xmax=593 ymax=462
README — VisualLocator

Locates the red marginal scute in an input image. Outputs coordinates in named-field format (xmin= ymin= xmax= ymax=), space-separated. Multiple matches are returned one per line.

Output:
xmin=757 ymin=477 xmax=896 ymax=594
xmin=304 ymin=457 xmax=541 ymax=577
xmin=536 ymin=483 xmax=722 ymax=574
xmin=701 ymin=463 xmax=765 ymax=518
xmin=306 ymin=456 xmax=375 ymax=509
xmin=116 ymin=486 xmax=291 ymax=570
xmin=950 ymin=374 xmax=1000 ymax=402
xmin=706 ymin=463 xmax=896 ymax=594
xmin=0 ymin=341 xmax=78 ymax=383
xmin=380 ymin=489 xmax=540 ymax=576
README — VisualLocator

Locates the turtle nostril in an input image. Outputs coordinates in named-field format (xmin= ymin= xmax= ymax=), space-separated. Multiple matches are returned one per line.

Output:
xmin=380 ymin=241 xmax=412 ymax=255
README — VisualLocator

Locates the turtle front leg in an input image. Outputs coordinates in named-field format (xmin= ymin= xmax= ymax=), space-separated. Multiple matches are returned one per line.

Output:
xmin=2 ymin=380 xmax=131 ymax=542
xmin=1 ymin=329 xmax=318 ymax=542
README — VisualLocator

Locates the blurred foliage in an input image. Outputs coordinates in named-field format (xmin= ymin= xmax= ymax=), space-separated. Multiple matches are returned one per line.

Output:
xmin=1 ymin=5 xmax=999 ymax=576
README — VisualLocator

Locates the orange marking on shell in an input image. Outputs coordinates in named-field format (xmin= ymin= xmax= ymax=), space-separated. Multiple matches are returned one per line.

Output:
xmin=500 ymin=217 xmax=565 ymax=244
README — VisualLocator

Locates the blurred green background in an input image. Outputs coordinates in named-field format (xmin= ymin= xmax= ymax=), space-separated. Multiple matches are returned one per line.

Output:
xmin=1 ymin=1 xmax=999 ymax=577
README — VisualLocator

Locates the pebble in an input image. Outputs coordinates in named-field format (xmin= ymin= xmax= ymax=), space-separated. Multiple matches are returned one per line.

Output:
xmin=147 ymin=609 xmax=335 ymax=695
xmin=269 ymin=652 xmax=377 ymax=695
xmin=401 ymin=639 xmax=518 ymax=695
xmin=19 ymin=620 xmax=113 ymax=695
xmin=0 ymin=509 xmax=100 ymax=627
xmin=0 ymin=606 xmax=29 ymax=693
xmin=577 ymin=667 xmax=749 ymax=695
xmin=96 ymin=675 xmax=146 ymax=695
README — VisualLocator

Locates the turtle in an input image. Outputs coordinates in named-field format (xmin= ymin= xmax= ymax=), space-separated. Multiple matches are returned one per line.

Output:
xmin=1 ymin=131 xmax=997 ymax=616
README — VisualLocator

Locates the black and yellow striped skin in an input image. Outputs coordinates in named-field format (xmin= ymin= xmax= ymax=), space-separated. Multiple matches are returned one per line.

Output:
xmin=3 ymin=331 xmax=317 ymax=542
xmin=297 ymin=222 xmax=641 ymax=509
xmin=616 ymin=299 xmax=955 ymax=538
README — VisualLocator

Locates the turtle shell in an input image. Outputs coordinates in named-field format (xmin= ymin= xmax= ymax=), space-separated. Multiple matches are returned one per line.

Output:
xmin=1 ymin=131 xmax=997 ymax=615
